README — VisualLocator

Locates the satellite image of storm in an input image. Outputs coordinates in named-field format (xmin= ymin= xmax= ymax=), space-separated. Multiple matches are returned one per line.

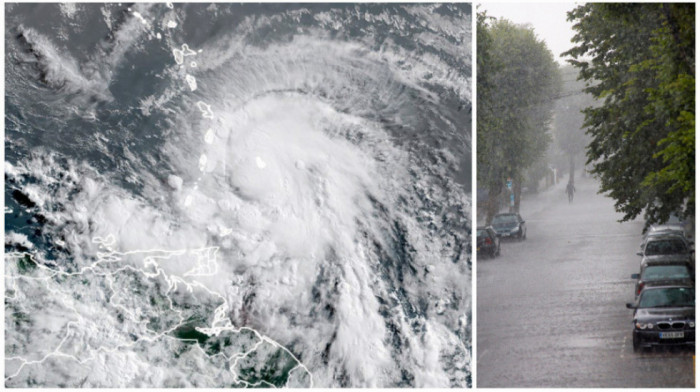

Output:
xmin=5 ymin=3 xmax=471 ymax=388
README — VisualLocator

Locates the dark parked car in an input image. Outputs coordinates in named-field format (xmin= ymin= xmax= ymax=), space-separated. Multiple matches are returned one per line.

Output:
xmin=631 ymin=258 xmax=694 ymax=298
xmin=491 ymin=212 xmax=526 ymax=240
xmin=626 ymin=283 xmax=695 ymax=352
xmin=477 ymin=226 xmax=500 ymax=258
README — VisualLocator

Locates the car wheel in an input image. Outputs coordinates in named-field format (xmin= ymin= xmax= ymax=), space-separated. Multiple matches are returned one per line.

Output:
xmin=632 ymin=333 xmax=640 ymax=353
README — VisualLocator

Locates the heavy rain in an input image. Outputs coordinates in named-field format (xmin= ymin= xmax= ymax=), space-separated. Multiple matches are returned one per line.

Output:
xmin=476 ymin=3 xmax=695 ymax=388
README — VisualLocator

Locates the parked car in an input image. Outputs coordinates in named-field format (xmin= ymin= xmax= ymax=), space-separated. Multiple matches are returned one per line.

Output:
xmin=640 ymin=228 xmax=693 ymax=250
xmin=626 ymin=283 xmax=695 ymax=352
xmin=645 ymin=213 xmax=694 ymax=240
xmin=491 ymin=213 xmax=526 ymax=240
xmin=631 ymin=257 xmax=694 ymax=298
xmin=477 ymin=226 xmax=500 ymax=258
xmin=637 ymin=234 xmax=693 ymax=258
xmin=640 ymin=253 xmax=694 ymax=269
xmin=646 ymin=224 xmax=688 ymax=237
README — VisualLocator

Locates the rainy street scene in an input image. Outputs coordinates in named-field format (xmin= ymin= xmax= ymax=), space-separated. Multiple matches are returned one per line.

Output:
xmin=476 ymin=3 xmax=695 ymax=388
xmin=5 ymin=3 xmax=471 ymax=388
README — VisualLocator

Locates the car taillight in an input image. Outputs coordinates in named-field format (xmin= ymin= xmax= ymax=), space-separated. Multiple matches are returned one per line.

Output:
xmin=485 ymin=238 xmax=492 ymax=245
xmin=636 ymin=282 xmax=644 ymax=296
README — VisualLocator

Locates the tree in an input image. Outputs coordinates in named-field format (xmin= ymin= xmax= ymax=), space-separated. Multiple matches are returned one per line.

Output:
xmin=477 ymin=15 xmax=561 ymax=223
xmin=550 ymin=64 xmax=595 ymax=184
xmin=476 ymin=11 xmax=504 ymax=223
xmin=564 ymin=3 xmax=695 ymax=227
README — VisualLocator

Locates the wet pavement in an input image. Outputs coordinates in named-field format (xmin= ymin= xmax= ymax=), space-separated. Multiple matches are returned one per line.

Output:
xmin=477 ymin=176 xmax=695 ymax=387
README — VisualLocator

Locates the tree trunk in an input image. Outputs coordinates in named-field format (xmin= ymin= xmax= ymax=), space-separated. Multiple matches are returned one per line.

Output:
xmin=513 ymin=176 xmax=522 ymax=213
xmin=486 ymin=183 xmax=502 ymax=225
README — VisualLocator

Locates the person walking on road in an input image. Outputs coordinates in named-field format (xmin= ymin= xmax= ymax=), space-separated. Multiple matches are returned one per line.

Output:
xmin=566 ymin=181 xmax=576 ymax=203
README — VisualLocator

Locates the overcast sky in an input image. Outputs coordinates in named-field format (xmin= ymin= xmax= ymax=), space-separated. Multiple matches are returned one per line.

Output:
xmin=478 ymin=2 xmax=580 ymax=65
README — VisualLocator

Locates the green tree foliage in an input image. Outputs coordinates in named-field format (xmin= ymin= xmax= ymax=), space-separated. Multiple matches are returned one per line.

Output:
xmin=564 ymin=3 xmax=695 ymax=226
xmin=477 ymin=11 xmax=504 ymax=221
xmin=477 ymin=13 xmax=561 ymax=222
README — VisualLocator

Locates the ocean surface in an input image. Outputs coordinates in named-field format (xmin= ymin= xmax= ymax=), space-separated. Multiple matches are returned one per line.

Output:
xmin=5 ymin=3 xmax=471 ymax=387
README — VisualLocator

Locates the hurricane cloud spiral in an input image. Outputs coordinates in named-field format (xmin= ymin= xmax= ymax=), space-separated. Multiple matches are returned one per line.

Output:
xmin=5 ymin=3 xmax=471 ymax=387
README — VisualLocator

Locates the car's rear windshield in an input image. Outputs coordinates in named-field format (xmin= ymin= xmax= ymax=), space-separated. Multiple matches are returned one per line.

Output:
xmin=641 ymin=265 xmax=691 ymax=280
xmin=638 ymin=287 xmax=694 ymax=308
xmin=645 ymin=239 xmax=688 ymax=255
xmin=492 ymin=215 xmax=517 ymax=224
xmin=477 ymin=229 xmax=486 ymax=237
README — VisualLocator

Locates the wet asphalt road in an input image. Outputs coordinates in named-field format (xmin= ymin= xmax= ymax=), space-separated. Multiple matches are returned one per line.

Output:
xmin=477 ymin=177 xmax=695 ymax=387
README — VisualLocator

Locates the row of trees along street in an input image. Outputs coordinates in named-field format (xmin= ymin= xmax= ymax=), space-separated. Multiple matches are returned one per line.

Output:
xmin=477 ymin=12 xmax=561 ymax=224
xmin=478 ymin=3 xmax=694 ymax=230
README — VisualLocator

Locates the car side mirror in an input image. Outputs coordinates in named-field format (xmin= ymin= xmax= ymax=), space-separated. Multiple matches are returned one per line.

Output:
xmin=630 ymin=273 xmax=640 ymax=279
xmin=521 ymin=220 xmax=526 ymax=224
xmin=636 ymin=251 xmax=643 ymax=256
xmin=626 ymin=303 xmax=636 ymax=309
